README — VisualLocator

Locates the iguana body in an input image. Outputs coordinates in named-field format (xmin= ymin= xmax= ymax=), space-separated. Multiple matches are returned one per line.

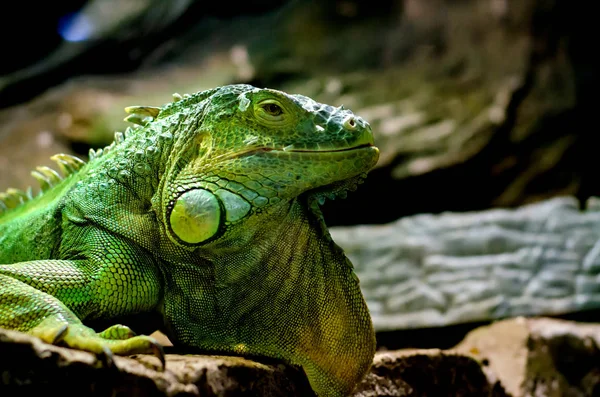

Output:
xmin=0 ymin=85 xmax=379 ymax=396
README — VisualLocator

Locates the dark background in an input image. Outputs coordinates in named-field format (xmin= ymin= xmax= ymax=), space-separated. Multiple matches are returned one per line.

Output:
xmin=1 ymin=0 xmax=597 ymax=228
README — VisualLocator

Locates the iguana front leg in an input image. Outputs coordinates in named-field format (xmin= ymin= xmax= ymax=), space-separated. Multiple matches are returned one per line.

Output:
xmin=0 ymin=273 xmax=160 ymax=359
xmin=0 ymin=231 xmax=164 ymax=362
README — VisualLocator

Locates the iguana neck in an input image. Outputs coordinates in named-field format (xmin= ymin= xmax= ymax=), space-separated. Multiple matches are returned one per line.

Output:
xmin=172 ymin=196 xmax=374 ymax=395
xmin=211 ymin=198 xmax=327 ymax=299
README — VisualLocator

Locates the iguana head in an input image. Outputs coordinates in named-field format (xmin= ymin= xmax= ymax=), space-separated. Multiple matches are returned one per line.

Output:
xmin=161 ymin=84 xmax=379 ymax=246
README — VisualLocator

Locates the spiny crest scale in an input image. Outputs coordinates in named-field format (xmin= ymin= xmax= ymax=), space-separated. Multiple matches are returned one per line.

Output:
xmin=0 ymin=153 xmax=87 ymax=213
xmin=124 ymin=106 xmax=162 ymax=126
xmin=0 ymin=188 xmax=30 ymax=211
xmin=31 ymin=166 xmax=62 ymax=192
xmin=50 ymin=153 xmax=86 ymax=176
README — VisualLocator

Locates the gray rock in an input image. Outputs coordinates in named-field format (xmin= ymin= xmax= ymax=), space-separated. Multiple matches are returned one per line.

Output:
xmin=332 ymin=196 xmax=600 ymax=331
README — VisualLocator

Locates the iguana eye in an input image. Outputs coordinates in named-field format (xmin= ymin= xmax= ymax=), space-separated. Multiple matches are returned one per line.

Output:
xmin=254 ymin=98 xmax=295 ymax=126
xmin=262 ymin=103 xmax=283 ymax=116
xmin=255 ymin=99 xmax=288 ymax=124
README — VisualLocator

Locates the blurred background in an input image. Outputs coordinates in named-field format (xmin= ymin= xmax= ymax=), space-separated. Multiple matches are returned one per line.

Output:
xmin=1 ymin=0 xmax=598 ymax=349
xmin=2 ymin=0 xmax=598 ymax=223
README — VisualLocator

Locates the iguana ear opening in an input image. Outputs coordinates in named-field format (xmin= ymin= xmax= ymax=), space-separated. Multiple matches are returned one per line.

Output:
xmin=168 ymin=189 xmax=222 ymax=245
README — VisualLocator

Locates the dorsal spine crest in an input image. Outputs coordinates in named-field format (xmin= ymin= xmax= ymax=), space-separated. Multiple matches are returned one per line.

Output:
xmin=0 ymin=89 xmax=208 ymax=214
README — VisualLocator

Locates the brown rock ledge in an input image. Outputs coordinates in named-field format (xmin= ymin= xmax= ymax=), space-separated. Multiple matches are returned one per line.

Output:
xmin=1 ymin=317 xmax=599 ymax=396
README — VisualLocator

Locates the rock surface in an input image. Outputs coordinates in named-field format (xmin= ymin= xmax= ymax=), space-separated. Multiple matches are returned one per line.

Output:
xmin=332 ymin=196 xmax=600 ymax=331
xmin=0 ymin=328 xmax=314 ymax=396
xmin=1 ymin=317 xmax=599 ymax=396
xmin=454 ymin=317 xmax=600 ymax=397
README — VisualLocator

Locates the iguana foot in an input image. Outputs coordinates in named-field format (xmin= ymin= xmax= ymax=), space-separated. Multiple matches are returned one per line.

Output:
xmin=30 ymin=317 xmax=165 ymax=369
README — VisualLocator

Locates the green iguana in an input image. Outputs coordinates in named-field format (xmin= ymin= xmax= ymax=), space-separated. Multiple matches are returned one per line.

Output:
xmin=0 ymin=84 xmax=379 ymax=396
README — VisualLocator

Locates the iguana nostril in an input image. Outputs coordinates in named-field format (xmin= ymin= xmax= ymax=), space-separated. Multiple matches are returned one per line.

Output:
xmin=344 ymin=116 xmax=357 ymax=130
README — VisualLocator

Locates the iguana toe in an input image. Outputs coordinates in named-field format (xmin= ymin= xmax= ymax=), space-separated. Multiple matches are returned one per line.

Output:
xmin=98 ymin=324 xmax=137 ymax=340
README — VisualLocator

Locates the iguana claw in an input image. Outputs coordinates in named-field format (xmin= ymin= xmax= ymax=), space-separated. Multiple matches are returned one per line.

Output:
xmin=51 ymin=324 xmax=69 ymax=345
xmin=150 ymin=340 xmax=166 ymax=370
xmin=97 ymin=345 xmax=115 ymax=369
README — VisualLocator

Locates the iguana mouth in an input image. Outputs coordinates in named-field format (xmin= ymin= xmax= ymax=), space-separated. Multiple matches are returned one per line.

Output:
xmin=280 ymin=143 xmax=374 ymax=153
xmin=228 ymin=143 xmax=375 ymax=159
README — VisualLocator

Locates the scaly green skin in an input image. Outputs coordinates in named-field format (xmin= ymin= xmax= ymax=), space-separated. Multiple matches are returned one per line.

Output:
xmin=0 ymin=84 xmax=379 ymax=396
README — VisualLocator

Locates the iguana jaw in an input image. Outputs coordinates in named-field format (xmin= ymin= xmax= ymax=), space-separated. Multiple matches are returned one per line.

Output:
xmin=222 ymin=122 xmax=377 ymax=158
